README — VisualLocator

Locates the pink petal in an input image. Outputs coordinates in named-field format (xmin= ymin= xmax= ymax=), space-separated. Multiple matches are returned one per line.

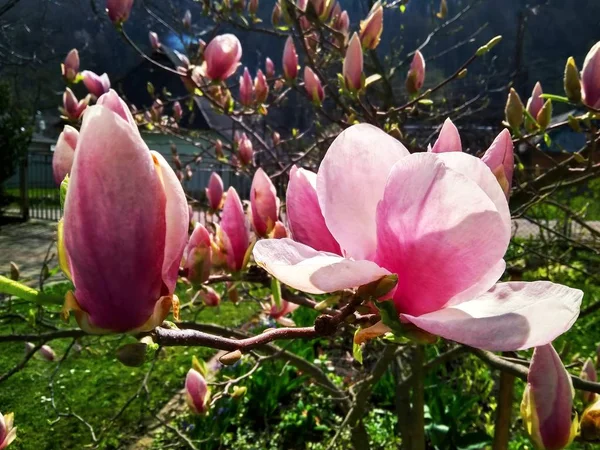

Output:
xmin=97 ymin=89 xmax=138 ymax=132
xmin=64 ymin=105 xmax=166 ymax=332
xmin=250 ymin=168 xmax=279 ymax=237
xmin=582 ymin=41 xmax=600 ymax=109
xmin=253 ymin=238 xmax=390 ymax=294
xmin=430 ymin=118 xmax=462 ymax=153
xmin=526 ymin=82 xmax=544 ymax=120
xmin=481 ymin=129 xmax=515 ymax=198
xmin=220 ymin=187 xmax=249 ymax=271
xmin=402 ymin=281 xmax=582 ymax=351
xmin=317 ymin=124 xmax=409 ymax=260
xmin=286 ymin=166 xmax=341 ymax=255
xmin=151 ymin=151 xmax=189 ymax=293
xmin=375 ymin=153 xmax=509 ymax=316
xmin=52 ymin=125 xmax=79 ymax=185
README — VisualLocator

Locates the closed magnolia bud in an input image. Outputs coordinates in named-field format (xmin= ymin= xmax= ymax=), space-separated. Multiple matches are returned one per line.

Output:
xmin=62 ymin=49 xmax=79 ymax=83
xmin=334 ymin=10 xmax=350 ymax=36
xmin=226 ymin=281 xmax=239 ymax=304
xmin=9 ymin=262 xmax=19 ymax=281
xmin=40 ymin=345 xmax=56 ymax=362
xmin=272 ymin=221 xmax=288 ymax=239
xmin=116 ymin=342 xmax=148 ymax=367
xmin=173 ymin=101 xmax=183 ymax=121
xmin=283 ymin=37 xmax=299 ymax=81
xmin=272 ymin=131 xmax=280 ymax=146
xmin=406 ymin=50 xmax=425 ymax=95
xmin=62 ymin=90 xmax=188 ymax=333
xmin=62 ymin=88 xmax=88 ymax=121
xmin=254 ymin=69 xmax=269 ymax=104
xmin=271 ymin=2 xmax=282 ymax=26
xmin=238 ymin=133 xmax=254 ymax=166
xmin=248 ymin=0 xmax=258 ymax=15
xmin=303 ymin=66 xmax=325 ymax=104
xmin=185 ymin=368 xmax=211 ymax=414
xmin=526 ymin=82 xmax=544 ymax=123
xmin=581 ymin=396 xmax=600 ymax=442
xmin=481 ymin=129 xmax=514 ymax=199
xmin=206 ymin=172 xmax=224 ymax=210
xmin=182 ymin=9 xmax=191 ymax=29
xmin=214 ymin=139 xmax=224 ymax=159
xmin=536 ymin=100 xmax=552 ymax=130
xmin=199 ymin=286 xmax=221 ymax=307
xmin=107 ymin=0 xmax=134 ymax=24
xmin=239 ymin=67 xmax=254 ymax=107
xmin=582 ymin=41 xmax=600 ymax=109
xmin=250 ymin=168 xmax=280 ymax=237
xmin=204 ymin=34 xmax=243 ymax=81
xmin=521 ymin=344 xmax=577 ymax=450
xmin=218 ymin=187 xmax=250 ymax=272
xmin=52 ymin=125 xmax=79 ymax=185
xmin=220 ymin=349 xmax=243 ymax=365
xmin=149 ymin=31 xmax=160 ymax=51
xmin=183 ymin=224 xmax=212 ymax=286
xmin=82 ymin=71 xmax=111 ymax=98
xmin=580 ymin=358 xmax=598 ymax=405
xmin=24 ymin=342 xmax=35 ymax=354
xmin=564 ymin=57 xmax=582 ymax=103
xmin=265 ymin=57 xmax=275 ymax=78
xmin=505 ymin=88 xmax=524 ymax=130
xmin=359 ymin=1 xmax=383 ymax=50
xmin=343 ymin=33 xmax=363 ymax=91
xmin=0 ymin=412 xmax=17 ymax=450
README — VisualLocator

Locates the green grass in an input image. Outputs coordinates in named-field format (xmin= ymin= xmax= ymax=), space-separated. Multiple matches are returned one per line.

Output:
xmin=0 ymin=281 xmax=261 ymax=450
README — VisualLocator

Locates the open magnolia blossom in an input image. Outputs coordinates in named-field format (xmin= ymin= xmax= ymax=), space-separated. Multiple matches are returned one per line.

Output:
xmin=253 ymin=123 xmax=583 ymax=351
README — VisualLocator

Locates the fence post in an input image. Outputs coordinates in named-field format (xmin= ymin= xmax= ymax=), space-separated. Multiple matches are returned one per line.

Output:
xmin=19 ymin=154 xmax=29 ymax=221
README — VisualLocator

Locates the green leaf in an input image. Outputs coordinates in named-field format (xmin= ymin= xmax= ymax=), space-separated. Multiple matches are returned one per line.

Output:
xmin=373 ymin=300 xmax=404 ymax=335
xmin=60 ymin=174 xmax=69 ymax=209
xmin=539 ymin=93 xmax=570 ymax=103
xmin=271 ymin=277 xmax=282 ymax=308
xmin=418 ymin=99 xmax=434 ymax=106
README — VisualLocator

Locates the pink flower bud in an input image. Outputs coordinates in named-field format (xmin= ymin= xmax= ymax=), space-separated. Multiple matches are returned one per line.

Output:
xmin=206 ymin=172 xmax=224 ymax=210
xmin=297 ymin=0 xmax=308 ymax=12
xmin=185 ymin=368 xmax=211 ymax=414
xmin=151 ymin=99 xmax=164 ymax=121
xmin=248 ymin=0 xmax=259 ymax=15
xmin=173 ymin=101 xmax=182 ymax=121
xmin=330 ymin=2 xmax=341 ymax=21
xmin=40 ymin=345 xmax=56 ymax=362
xmin=174 ymin=50 xmax=190 ymax=70
xmin=149 ymin=31 xmax=160 ymax=51
xmin=254 ymin=69 xmax=269 ymax=104
xmin=521 ymin=344 xmax=576 ymax=450
xmin=283 ymin=37 xmax=299 ymax=81
xmin=343 ymin=33 xmax=363 ymax=91
xmin=81 ymin=71 xmax=111 ymax=98
xmin=581 ymin=358 xmax=598 ymax=404
xmin=0 ymin=412 xmax=17 ymax=450
xmin=214 ymin=139 xmax=224 ymax=160
xmin=238 ymin=133 xmax=254 ymax=166
xmin=62 ymin=88 xmax=88 ymax=121
xmin=526 ymin=82 xmax=544 ymax=121
xmin=309 ymin=0 xmax=331 ymax=19
xmin=582 ymin=41 xmax=600 ymax=109
xmin=204 ymin=34 xmax=243 ymax=81
xmin=360 ymin=1 xmax=383 ymax=50
xmin=239 ymin=67 xmax=255 ymax=107
xmin=62 ymin=90 xmax=188 ymax=333
xmin=265 ymin=57 xmax=275 ymax=78
xmin=481 ymin=129 xmax=514 ymax=199
xmin=250 ymin=168 xmax=280 ymax=237
xmin=62 ymin=49 xmax=79 ymax=83
xmin=183 ymin=224 xmax=212 ymax=286
xmin=182 ymin=9 xmax=191 ymax=29
xmin=272 ymin=221 xmax=288 ymax=239
xmin=334 ymin=11 xmax=350 ymax=35
xmin=199 ymin=286 xmax=221 ymax=307
xmin=272 ymin=131 xmax=280 ymax=146
xmin=106 ymin=0 xmax=134 ymax=24
xmin=303 ymin=66 xmax=325 ymax=103
xmin=24 ymin=342 xmax=35 ymax=354
xmin=219 ymin=187 xmax=249 ymax=272
xmin=406 ymin=50 xmax=425 ymax=95
xmin=53 ymin=125 xmax=79 ymax=185
xmin=272 ymin=2 xmax=282 ymax=26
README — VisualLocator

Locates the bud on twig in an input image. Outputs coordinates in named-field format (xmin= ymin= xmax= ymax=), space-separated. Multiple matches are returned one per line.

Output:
xmin=564 ymin=57 xmax=582 ymax=103
xmin=505 ymin=88 xmax=524 ymax=130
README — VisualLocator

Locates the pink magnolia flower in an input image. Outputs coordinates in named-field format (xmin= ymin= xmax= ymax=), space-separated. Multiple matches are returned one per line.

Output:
xmin=343 ymin=33 xmax=363 ymax=91
xmin=581 ymin=358 xmax=598 ymax=404
xmin=263 ymin=298 xmax=298 ymax=327
xmin=304 ymin=66 xmax=325 ymax=103
xmin=254 ymin=124 xmax=582 ymax=351
xmin=183 ymin=224 xmax=212 ymax=287
xmin=254 ymin=69 xmax=269 ymax=104
xmin=206 ymin=172 xmax=224 ymax=210
xmin=521 ymin=344 xmax=577 ymax=450
xmin=149 ymin=31 xmax=161 ymax=51
xmin=582 ymin=41 xmax=600 ymax=108
xmin=265 ymin=57 xmax=275 ymax=78
xmin=429 ymin=118 xmax=461 ymax=153
xmin=81 ymin=71 xmax=111 ymax=98
xmin=185 ymin=368 xmax=211 ymax=414
xmin=52 ymin=125 xmax=79 ymax=185
xmin=62 ymin=88 xmax=88 ymax=121
xmin=216 ymin=187 xmax=249 ymax=272
xmin=406 ymin=50 xmax=425 ymax=94
xmin=526 ymin=82 xmax=544 ymax=120
xmin=239 ymin=67 xmax=254 ymax=106
xmin=250 ymin=168 xmax=280 ymax=237
xmin=204 ymin=34 xmax=242 ymax=81
xmin=62 ymin=49 xmax=79 ymax=82
xmin=61 ymin=90 xmax=188 ymax=333
xmin=359 ymin=1 xmax=383 ymax=50
xmin=0 ymin=412 xmax=16 ymax=450
xmin=107 ymin=0 xmax=134 ymax=24
xmin=283 ymin=37 xmax=299 ymax=81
